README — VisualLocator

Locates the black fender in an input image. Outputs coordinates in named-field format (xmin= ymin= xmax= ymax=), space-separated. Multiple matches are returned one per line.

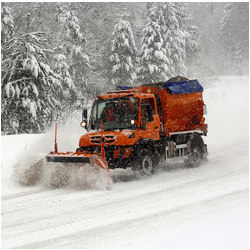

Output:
xmin=131 ymin=139 xmax=161 ymax=165
xmin=133 ymin=138 xmax=157 ymax=154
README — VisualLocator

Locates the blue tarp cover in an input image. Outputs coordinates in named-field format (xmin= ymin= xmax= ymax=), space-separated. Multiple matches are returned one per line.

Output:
xmin=117 ymin=86 xmax=133 ymax=90
xmin=163 ymin=80 xmax=203 ymax=94
xmin=117 ymin=80 xmax=203 ymax=94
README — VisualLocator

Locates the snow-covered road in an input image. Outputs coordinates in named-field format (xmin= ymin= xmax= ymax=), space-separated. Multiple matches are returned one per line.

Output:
xmin=1 ymin=76 xmax=249 ymax=248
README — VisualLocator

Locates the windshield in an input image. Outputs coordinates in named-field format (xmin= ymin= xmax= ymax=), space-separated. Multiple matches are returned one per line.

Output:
xmin=91 ymin=96 xmax=139 ymax=131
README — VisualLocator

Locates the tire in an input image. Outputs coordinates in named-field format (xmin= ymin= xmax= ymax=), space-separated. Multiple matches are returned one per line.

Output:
xmin=184 ymin=134 xmax=207 ymax=168
xmin=135 ymin=149 xmax=155 ymax=176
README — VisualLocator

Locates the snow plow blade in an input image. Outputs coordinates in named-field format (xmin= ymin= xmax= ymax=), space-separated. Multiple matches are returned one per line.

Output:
xmin=46 ymin=152 xmax=91 ymax=163
xmin=46 ymin=152 xmax=108 ymax=169
xmin=45 ymin=152 xmax=112 ymax=189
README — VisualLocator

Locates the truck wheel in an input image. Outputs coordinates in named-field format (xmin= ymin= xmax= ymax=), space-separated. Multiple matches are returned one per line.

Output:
xmin=136 ymin=149 xmax=155 ymax=176
xmin=185 ymin=134 xmax=207 ymax=168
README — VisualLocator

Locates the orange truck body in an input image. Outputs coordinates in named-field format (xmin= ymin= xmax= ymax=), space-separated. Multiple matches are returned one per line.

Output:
xmin=121 ymin=84 xmax=207 ymax=137
xmin=78 ymin=78 xmax=207 ymax=169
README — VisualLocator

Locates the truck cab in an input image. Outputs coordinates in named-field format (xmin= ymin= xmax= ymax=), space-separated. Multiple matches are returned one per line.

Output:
xmin=78 ymin=92 xmax=161 ymax=171
xmin=90 ymin=92 xmax=160 ymax=136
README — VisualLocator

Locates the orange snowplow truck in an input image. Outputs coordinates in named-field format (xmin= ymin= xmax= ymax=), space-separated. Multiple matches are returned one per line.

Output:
xmin=78 ymin=76 xmax=208 ymax=175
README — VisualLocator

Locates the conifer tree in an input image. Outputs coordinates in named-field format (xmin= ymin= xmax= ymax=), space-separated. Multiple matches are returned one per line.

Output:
xmin=55 ymin=3 xmax=90 ymax=116
xmin=52 ymin=45 xmax=76 ymax=122
xmin=136 ymin=8 xmax=169 ymax=83
xmin=1 ymin=5 xmax=14 ymax=45
xmin=220 ymin=2 xmax=249 ymax=74
xmin=158 ymin=2 xmax=199 ymax=77
xmin=183 ymin=22 xmax=199 ymax=75
xmin=170 ymin=3 xmax=187 ymax=76
xmin=153 ymin=4 xmax=174 ymax=77
xmin=172 ymin=3 xmax=199 ymax=76
xmin=1 ymin=12 xmax=61 ymax=134
xmin=110 ymin=17 xmax=137 ymax=86
xmin=137 ymin=3 xmax=199 ymax=82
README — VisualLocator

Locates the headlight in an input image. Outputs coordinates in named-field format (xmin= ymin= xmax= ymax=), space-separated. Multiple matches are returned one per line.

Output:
xmin=80 ymin=121 xmax=86 ymax=127
xmin=131 ymin=119 xmax=135 ymax=125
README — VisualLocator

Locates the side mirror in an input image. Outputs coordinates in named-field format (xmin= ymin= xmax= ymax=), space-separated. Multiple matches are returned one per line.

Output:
xmin=80 ymin=109 xmax=88 ymax=130
xmin=82 ymin=109 xmax=88 ymax=120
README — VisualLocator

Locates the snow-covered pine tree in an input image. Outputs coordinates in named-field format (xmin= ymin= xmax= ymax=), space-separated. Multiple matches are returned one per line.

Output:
xmin=1 ymin=5 xmax=14 ymax=45
xmin=56 ymin=4 xmax=90 ymax=114
xmin=174 ymin=3 xmax=199 ymax=75
xmin=33 ymin=2 xmax=43 ymax=28
xmin=136 ymin=8 xmax=169 ymax=84
xmin=152 ymin=2 xmax=199 ymax=77
xmin=183 ymin=21 xmax=199 ymax=75
xmin=110 ymin=17 xmax=137 ymax=86
xmin=170 ymin=3 xmax=188 ymax=76
xmin=154 ymin=3 xmax=175 ymax=77
xmin=52 ymin=45 xmax=76 ymax=123
xmin=220 ymin=2 xmax=249 ymax=75
xmin=1 ymin=14 xmax=61 ymax=134
xmin=159 ymin=3 xmax=182 ymax=76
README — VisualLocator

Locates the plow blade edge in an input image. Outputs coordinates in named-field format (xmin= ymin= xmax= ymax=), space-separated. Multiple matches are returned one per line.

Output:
xmin=46 ymin=152 xmax=109 ymax=170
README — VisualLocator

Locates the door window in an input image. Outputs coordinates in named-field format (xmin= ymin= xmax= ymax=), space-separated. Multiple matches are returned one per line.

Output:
xmin=141 ymin=98 xmax=155 ymax=122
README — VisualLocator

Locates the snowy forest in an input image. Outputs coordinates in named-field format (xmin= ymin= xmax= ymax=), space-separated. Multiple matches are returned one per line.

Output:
xmin=1 ymin=2 xmax=249 ymax=135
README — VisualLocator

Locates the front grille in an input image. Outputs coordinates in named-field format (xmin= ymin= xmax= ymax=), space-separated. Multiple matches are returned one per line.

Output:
xmin=90 ymin=135 xmax=116 ymax=144
xmin=91 ymin=136 xmax=101 ymax=144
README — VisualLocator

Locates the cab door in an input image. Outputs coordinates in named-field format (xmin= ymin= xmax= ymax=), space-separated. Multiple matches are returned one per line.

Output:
xmin=139 ymin=97 xmax=160 ymax=140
